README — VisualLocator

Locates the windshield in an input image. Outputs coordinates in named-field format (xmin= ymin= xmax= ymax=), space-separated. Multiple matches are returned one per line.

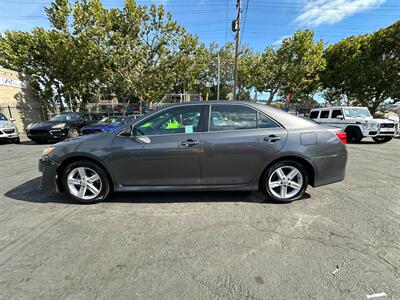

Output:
xmin=49 ymin=113 xmax=81 ymax=122
xmin=99 ymin=116 xmax=124 ymax=124
xmin=0 ymin=113 xmax=7 ymax=121
xmin=343 ymin=108 xmax=372 ymax=118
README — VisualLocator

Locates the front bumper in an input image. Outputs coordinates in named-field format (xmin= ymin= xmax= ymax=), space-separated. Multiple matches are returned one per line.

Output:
xmin=363 ymin=125 xmax=399 ymax=137
xmin=38 ymin=156 xmax=60 ymax=192
xmin=27 ymin=128 xmax=68 ymax=140
xmin=0 ymin=128 xmax=19 ymax=141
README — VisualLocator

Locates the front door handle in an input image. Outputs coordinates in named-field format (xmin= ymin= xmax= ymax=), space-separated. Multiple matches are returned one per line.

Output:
xmin=264 ymin=135 xmax=282 ymax=142
xmin=181 ymin=139 xmax=199 ymax=147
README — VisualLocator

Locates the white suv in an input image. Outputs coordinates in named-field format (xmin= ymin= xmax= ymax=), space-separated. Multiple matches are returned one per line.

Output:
xmin=309 ymin=107 xmax=399 ymax=143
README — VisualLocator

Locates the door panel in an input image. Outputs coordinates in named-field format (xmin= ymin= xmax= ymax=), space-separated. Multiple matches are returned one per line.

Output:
xmin=111 ymin=133 xmax=203 ymax=186
xmin=200 ymin=128 xmax=287 ymax=185
xmin=110 ymin=104 xmax=206 ymax=186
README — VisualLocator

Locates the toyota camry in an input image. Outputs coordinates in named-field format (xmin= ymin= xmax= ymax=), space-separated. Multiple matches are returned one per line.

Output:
xmin=39 ymin=101 xmax=347 ymax=204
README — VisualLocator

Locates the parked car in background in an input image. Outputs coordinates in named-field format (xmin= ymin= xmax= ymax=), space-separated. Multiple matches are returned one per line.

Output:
xmin=80 ymin=115 xmax=140 ymax=135
xmin=26 ymin=112 xmax=103 ymax=143
xmin=309 ymin=107 xmax=399 ymax=143
xmin=39 ymin=101 xmax=347 ymax=204
xmin=0 ymin=112 xmax=19 ymax=144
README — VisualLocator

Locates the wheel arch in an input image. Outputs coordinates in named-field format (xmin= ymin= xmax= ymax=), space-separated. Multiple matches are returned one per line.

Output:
xmin=259 ymin=155 xmax=315 ymax=189
xmin=56 ymin=155 xmax=113 ymax=193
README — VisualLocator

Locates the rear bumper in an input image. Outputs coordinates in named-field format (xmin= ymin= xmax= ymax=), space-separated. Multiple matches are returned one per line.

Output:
xmin=38 ymin=156 xmax=60 ymax=192
xmin=309 ymin=147 xmax=348 ymax=187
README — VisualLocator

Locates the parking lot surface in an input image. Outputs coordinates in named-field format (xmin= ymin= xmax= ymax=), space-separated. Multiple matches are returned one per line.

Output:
xmin=1 ymin=139 xmax=399 ymax=299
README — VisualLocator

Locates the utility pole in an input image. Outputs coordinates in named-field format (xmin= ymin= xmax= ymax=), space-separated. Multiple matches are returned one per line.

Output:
xmin=217 ymin=53 xmax=220 ymax=100
xmin=232 ymin=0 xmax=241 ymax=100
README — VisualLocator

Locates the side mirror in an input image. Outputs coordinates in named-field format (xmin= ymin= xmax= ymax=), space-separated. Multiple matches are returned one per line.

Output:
xmin=336 ymin=115 xmax=344 ymax=120
xmin=10 ymin=118 xmax=15 ymax=122
xmin=130 ymin=125 xmax=151 ymax=144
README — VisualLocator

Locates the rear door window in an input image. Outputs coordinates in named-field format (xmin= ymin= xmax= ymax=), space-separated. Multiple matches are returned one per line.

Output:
xmin=320 ymin=111 xmax=330 ymax=119
xmin=209 ymin=105 xmax=257 ymax=132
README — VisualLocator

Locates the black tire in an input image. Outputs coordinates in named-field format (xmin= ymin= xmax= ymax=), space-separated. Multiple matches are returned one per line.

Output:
xmin=68 ymin=127 xmax=80 ymax=138
xmin=261 ymin=160 xmax=309 ymax=203
xmin=372 ymin=136 xmax=392 ymax=143
xmin=62 ymin=160 xmax=111 ymax=204
xmin=345 ymin=127 xmax=363 ymax=143
xmin=14 ymin=137 xmax=20 ymax=144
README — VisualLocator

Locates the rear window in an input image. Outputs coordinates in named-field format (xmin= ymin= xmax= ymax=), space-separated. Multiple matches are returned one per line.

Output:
xmin=309 ymin=111 xmax=319 ymax=119
xmin=320 ymin=111 xmax=329 ymax=118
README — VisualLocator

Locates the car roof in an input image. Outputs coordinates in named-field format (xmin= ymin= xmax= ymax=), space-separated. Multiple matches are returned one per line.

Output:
xmin=311 ymin=106 xmax=368 ymax=110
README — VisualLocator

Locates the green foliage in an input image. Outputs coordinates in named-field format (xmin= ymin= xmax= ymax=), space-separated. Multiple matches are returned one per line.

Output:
xmin=0 ymin=0 xmax=398 ymax=112
xmin=322 ymin=20 xmax=399 ymax=113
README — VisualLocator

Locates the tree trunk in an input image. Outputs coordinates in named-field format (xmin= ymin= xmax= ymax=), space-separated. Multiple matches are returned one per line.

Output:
xmin=267 ymin=92 xmax=274 ymax=104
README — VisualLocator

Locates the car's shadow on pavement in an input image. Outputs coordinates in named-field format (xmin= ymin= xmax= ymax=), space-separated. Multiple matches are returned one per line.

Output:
xmin=4 ymin=177 xmax=310 ymax=205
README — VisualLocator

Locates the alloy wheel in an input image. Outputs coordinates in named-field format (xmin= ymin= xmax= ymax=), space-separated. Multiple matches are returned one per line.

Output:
xmin=268 ymin=165 xmax=303 ymax=200
xmin=69 ymin=128 xmax=80 ymax=138
xmin=67 ymin=167 xmax=102 ymax=200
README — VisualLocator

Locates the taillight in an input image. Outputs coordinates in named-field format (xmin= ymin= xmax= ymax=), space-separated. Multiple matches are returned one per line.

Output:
xmin=336 ymin=131 xmax=347 ymax=144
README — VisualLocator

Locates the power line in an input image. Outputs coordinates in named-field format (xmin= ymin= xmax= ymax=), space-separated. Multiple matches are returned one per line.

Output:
xmin=240 ymin=0 xmax=250 ymax=43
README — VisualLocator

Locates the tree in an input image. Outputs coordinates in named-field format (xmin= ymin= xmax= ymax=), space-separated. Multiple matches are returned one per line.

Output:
xmin=322 ymin=21 xmax=400 ymax=113
xmin=277 ymin=30 xmax=326 ymax=103
xmin=197 ymin=42 xmax=234 ymax=100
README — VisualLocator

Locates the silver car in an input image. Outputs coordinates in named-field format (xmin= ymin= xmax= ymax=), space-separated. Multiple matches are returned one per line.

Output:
xmin=0 ymin=112 xmax=20 ymax=144
xmin=39 ymin=101 xmax=347 ymax=204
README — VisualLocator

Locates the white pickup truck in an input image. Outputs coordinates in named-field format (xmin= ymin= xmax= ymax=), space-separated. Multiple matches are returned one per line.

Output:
xmin=309 ymin=107 xmax=399 ymax=143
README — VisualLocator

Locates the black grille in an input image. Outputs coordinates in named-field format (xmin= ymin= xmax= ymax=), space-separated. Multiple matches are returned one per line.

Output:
xmin=3 ymin=128 xmax=15 ymax=134
xmin=81 ymin=129 xmax=102 ymax=135
xmin=28 ymin=129 xmax=49 ymax=136
xmin=380 ymin=123 xmax=394 ymax=128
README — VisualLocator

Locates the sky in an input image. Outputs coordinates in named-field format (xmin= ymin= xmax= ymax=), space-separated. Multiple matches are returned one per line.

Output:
xmin=0 ymin=0 xmax=399 ymax=51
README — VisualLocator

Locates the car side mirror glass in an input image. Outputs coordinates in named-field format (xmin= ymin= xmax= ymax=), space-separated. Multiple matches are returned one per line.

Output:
xmin=130 ymin=125 xmax=151 ymax=144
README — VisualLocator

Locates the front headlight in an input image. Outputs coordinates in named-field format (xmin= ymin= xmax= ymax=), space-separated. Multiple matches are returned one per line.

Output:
xmin=363 ymin=122 xmax=377 ymax=129
xmin=41 ymin=147 xmax=55 ymax=157
xmin=52 ymin=123 xmax=66 ymax=129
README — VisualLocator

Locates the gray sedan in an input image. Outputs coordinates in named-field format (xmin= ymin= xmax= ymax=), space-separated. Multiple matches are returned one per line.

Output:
xmin=39 ymin=101 xmax=348 ymax=204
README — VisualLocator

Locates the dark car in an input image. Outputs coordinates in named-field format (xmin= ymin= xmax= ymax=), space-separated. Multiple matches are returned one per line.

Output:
xmin=80 ymin=115 xmax=140 ymax=135
xmin=39 ymin=101 xmax=347 ymax=204
xmin=26 ymin=112 xmax=103 ymax=143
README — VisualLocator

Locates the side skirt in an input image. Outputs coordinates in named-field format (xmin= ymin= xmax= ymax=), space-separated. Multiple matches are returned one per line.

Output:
xmin=114 ymin=184 xmax=258 ymax=192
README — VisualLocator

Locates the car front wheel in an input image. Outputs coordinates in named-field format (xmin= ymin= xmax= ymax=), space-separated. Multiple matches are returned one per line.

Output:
xmin=68 ymin=128 xmax=80 ymax=138
xmin=372 ymin=136 xmax=392 ymax=143
xmin=62 ymin=160 xmax=111 ymax=204
xmin=261 ymin=161 xmax=309 ymax=203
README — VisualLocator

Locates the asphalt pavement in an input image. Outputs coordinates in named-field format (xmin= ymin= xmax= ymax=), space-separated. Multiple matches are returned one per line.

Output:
xmin=0 ymin=138 xmax=399 ymax=299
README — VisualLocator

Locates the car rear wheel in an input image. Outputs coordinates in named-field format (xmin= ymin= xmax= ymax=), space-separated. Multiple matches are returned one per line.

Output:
xmin=372 ymin=136 xmax=392 ymax=143
xmin=62 ymin=160 xmax=111 ymax=204
xmin=261 ymin=161 xmax=308 ymax=203
xmin=68 ymin=128 xmax=80 ymax=138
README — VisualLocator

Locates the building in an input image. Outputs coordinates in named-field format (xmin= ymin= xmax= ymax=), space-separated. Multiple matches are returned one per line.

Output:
xmin=0 ymin=67 xmax=44 ymax=132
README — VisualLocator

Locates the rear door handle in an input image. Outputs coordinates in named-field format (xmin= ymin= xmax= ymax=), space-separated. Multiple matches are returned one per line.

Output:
xmin=181 ymin=139 xmax=199 ymax=147
xmin=264 ymin=135 xmax=282 ymax=142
